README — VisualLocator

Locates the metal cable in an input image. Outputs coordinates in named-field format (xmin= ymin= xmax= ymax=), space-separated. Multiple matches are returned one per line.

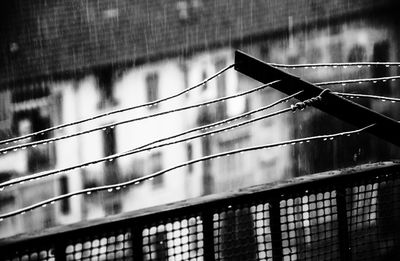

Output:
xmin=334 ymin=92 xmax=400 ymax=103
xmin=316 ymin=75 xmax=400 ymax=86
xmin=0 ymin=80 xmax=280 ymax=155
xmin=270 ymin=62 xmax=400 ymax=69
xmin=0 ymin=124 xmax=374 ymax=220
xmin=0 ymin=64 xmax=234 ymax=146
xmin=0 ymin=89 xmax=300 ymax=190
xmin=0 ymin=107 xmax=292 ymax=190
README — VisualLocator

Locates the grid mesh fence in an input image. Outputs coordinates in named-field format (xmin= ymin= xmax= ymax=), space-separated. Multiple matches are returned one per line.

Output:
xmin=64 ymin=228 xmax=133 ymax=261
xmin=1 ymin=162 xmax=400 ymax=261
xmin=346 ymin=171 xmax=400 ymax=261
xmin=280 ymin=189 xmax=340 ymax=261
xmin=142 ymin=213 xmax=204 ymax=261
xmin=213 ymin=204 xmax=261 ymax=260
xmin=3 ymin=248 xmax=55 ymax=261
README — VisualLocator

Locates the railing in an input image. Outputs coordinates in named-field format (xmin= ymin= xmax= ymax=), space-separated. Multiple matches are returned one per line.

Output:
xmin=1 ymin=161 xmax=400 ymax=261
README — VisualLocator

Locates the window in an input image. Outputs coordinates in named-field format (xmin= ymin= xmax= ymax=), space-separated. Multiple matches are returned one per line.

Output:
xmin=146 ymin=72 xmax=159 ymax=108
xmin=103 ymin=127 xmax=117 ymax=158
xmin=59 ymin=176 xmax=70 ymax=215
xmin=0 ymin=90 xmax=11 ymax=123
xmin=348 ymin=44 xmax=367 ymax=63
xmin=0 ymin=90 xmax=11 ymax=138
xmin=150 ymin=152 xmax=163 ymax=187
xmin=51 ymin=93 xmax=63 ymax=126
xmin=102 ymin=127 xmax=121 ymax=214
xmin=186 ymin=142 xmax=193 ymax=172
xmin=201 ymin=136 xmax=212 ymax=194
xmin=201 ymin=70 xmax=208 ymax=91
xmin=96 ymin=67 xmax=117 ymax=108
xmin=14 ymin=109 xmax=54 ymax=172
xmin=103 ymin=127 xmax=119 ymax=184
xmin=11 ymin=84 xmax=55 ymax=172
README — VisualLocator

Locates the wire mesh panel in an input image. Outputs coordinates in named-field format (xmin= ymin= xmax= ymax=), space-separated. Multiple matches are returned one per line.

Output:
xmin=279 ymin=190 xmax=340 ymax=261
xmin=1 ymin=162 xmax=400 ymax=261
xmin=142 ymin=214 xmax=204 ymax=261
xmin=64 ymin=228 xmax=133 ymax=261
xmin=213 ymin=204 xmax=261 ymax=260
xmin=346 ymin=172 xmax=400 ymax=261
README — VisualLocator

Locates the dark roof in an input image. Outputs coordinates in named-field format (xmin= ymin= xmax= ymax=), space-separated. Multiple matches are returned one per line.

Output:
xmin=0 ymin=0 xmax=397 ymax=85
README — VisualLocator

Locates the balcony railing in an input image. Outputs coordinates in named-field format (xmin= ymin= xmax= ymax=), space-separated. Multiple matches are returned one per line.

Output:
xmin=1 ymin=161 xmax=400 ymax=261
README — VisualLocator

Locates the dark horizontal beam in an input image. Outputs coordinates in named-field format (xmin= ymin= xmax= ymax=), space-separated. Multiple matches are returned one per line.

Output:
xmin=234 ymin=50 xmax=400 ymax=147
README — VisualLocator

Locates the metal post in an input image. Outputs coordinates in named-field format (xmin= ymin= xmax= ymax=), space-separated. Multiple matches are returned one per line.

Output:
xmin=270 ymin=198 xmax=283 ymax=261
xmin=336 ymin=187 xmax=351 ymax=261
xmin=234 ymin=50 xmax=400 ymax=147
xmin=202 ymin=211 xmax=215 ymax=261
xmin=132 ymin=223 xmax=144 ymax=261
xmin=54 ymin=240 xmax=67 ymax=261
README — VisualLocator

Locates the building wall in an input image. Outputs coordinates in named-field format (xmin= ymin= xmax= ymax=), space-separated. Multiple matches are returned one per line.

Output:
xmin=0 ymin=1 xmax=399 ymax=239
xmin=0 ymin=44 xmax=295 ymax=238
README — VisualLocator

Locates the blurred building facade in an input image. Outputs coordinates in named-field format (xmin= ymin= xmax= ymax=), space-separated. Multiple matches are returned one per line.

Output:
xmin=0 ymin=0 xmax=399 ymax=237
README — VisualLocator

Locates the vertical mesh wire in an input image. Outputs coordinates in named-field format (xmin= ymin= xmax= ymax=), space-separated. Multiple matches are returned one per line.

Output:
xmin=2 ymin=164 xmax=400 ymax=261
